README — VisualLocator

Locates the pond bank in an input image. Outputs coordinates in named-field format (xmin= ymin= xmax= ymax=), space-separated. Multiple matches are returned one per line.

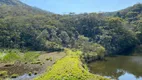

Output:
xmin=35 ymin=49 xmax=109 ymax=80
xmin=88 ymin=55 xmax=142 ymax=80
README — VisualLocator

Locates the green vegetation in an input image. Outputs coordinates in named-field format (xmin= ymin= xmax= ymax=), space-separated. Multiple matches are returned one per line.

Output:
xmin=45 ymin=57 xmax=53 ymax=61
xmin=2 ymin=53 xmax=21 ymax=62
xmin=0 ymin=49 xmax=21 ymax=63
xmin=0 ymin=0 xmax=142 ymax=80
xmin=23 ymin=51 xmax=40 ymax=62
xmin=34 ymin=71 xmax=38 ymax=75
xmin=0 ymin=49 xmax=40 ymax=63
xmin=11 ymin=74 xmax=19 ymax=78
xmin=0 ymin=0 xmax=141 ymax=55
xmin=73 ymin=36 xmax=106 ymax=62
xmin=28 ymin=72 xmax=32 ymax=76
xmin=35 ymin=49 xmax=109 ymax=80
xmin=0 ymin=71 xmax=8 ymax=78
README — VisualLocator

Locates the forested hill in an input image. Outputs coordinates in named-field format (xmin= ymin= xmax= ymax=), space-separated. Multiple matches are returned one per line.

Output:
xmin=114 ymin=3 xmax=142 ymax=23
xmin=104 ymin=3 xmax=142 ymax=31
xmin=0 ymin=0 xmax=142 ymax=55
xmin=0 ymin=0 xmax=21 ymax=5
xmin=0 ymin=0 xmax=53 ymax=16
xmin=106 ymin=3 xmax=142 ymax=45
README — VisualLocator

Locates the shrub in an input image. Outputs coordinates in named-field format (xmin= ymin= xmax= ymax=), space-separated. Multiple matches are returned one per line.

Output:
xmin=28 ymin=72 xmax=32 ymax=76
xmin=46 ymin=57 xmax=52 ymax=61
xmin=31 ymin=61 xmax=42 ymax=64
xmin=11 ymin=74 xmax=19 ymax=78
xmin=0 ymin=71 xmax=8 ymax=77
xmin=34 ymin=71 xmax=38 ymax=75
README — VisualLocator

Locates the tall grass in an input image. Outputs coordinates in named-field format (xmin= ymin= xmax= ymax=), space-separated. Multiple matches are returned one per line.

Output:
xmin=23 ymin=51 xmax=40 ymax=62
xmin=2 ymin=53 xmax=21 ymax=62
xmin=0 ymin=49 xmax=40 ymax=63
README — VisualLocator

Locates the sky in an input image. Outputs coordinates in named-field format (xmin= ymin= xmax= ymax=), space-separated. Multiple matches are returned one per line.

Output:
xmin=20 ymin=0 xmax=142 ymax=14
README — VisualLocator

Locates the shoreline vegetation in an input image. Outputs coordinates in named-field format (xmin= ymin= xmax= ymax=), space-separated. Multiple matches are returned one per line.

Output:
xmin=0 ymin=49 xmax=109 ymax=80
xmin=34 ymin=49 xmax=109 ymax=80
xmin=0 ymin=46 xmax=141 ymax=80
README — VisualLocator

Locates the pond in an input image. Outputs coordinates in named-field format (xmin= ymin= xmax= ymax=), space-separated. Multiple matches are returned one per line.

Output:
xmin=88 ymin=55 xmax=142 ymax=80
xmin=11 ymin=74 xmax=37 ymax=80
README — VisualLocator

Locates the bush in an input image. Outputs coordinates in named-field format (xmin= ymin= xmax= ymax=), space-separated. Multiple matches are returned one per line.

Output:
xmin=0 ymin=71 xmax=8 ymax=77
xmin=11 ymin=74 xmax=19 ymax=78
xmin=28 ymin=72 xmax=32 ymax=76
xmin=46 ymin=57 xmax=52 ymax=61
xmin=31 ymin=61 xmax=42 ymax=64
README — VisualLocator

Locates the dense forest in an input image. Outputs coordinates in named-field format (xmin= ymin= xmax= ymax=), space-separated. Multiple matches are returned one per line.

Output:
xmin=0 ymin=0 xmax=142 ymax=55
xmin=0 ymin=0 xmax=142 ymax=80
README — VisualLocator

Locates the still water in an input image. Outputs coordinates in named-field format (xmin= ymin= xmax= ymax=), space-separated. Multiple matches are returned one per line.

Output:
xmin=88 ymin=55 xmax=142 ymax=80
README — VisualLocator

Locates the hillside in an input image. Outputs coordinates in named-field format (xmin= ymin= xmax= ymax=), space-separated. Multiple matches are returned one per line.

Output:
xmin=0 ymin=0 xmax=142 ymax=80
xmin=114 ymin=3 xmax=142 ymax=22
xmin=0 ymin=0 xmax=141 ymax=55
xmin=0 ymin=0 xmax=21 ymax=5
xmin=109 ymin=3 xmax=142 ymax=45
xmin=104 ymin=3 xmax=142 ymax=31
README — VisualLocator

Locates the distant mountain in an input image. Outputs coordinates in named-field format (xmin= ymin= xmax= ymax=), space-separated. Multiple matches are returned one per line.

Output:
xmin=0 ymin=0 xmax=53 ymax=18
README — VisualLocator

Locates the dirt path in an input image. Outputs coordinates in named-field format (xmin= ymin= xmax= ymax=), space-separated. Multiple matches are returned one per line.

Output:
xmin=38 ymin=52 xmax=66 ymax=73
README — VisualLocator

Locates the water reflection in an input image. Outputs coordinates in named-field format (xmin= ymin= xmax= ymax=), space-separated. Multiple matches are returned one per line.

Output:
xmin=118 ymin=72 xmax=142 ymax=80
xmin=88 ymin=55 xmax=142 ymax=80
xmin=12 ymin=74 xmax=37 ymax=80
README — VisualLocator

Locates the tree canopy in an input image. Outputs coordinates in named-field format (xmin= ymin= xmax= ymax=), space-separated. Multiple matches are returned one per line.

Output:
xmin=0 ymin=0 xmax=142 ymax=55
